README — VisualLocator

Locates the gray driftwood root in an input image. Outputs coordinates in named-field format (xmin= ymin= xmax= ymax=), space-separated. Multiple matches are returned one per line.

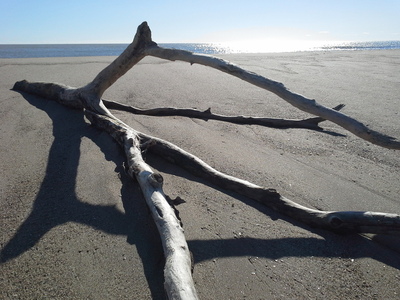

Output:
xmin=12 ymin=21 xmax=400 ymax=299
xmin=103 ymin=99 xmax=345 ymax=130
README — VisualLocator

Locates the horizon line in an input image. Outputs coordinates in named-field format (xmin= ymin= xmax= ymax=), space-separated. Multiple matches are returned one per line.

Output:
xmin=2 ymin=39 xmax=400 ymax=46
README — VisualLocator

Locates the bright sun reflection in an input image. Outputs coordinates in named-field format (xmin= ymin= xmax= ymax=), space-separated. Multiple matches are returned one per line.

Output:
xmin=214 ymin=39 xmax=347 ymax=53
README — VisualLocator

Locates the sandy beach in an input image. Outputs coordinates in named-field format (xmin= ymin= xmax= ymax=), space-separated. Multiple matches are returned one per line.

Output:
xmin=1 ymin=50 xmax=400 ymax=299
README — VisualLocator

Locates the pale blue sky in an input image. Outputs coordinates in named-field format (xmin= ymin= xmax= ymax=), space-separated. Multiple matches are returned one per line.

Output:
xmin=1 ymin=0 xmax=399 ymax=44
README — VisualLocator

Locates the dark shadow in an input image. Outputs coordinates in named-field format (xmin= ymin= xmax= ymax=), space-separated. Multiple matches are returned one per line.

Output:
xmin=188 ymin=235 xmax=400 ymax=269
xmin=1 ymin=92 xmax=166 ymax=300
xmin=318 ymin=129 xmax=347 ymax=137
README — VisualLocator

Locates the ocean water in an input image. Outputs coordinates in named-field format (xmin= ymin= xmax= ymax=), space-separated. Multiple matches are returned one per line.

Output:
xmin=0 ymin=41 xmax=399 ymax=59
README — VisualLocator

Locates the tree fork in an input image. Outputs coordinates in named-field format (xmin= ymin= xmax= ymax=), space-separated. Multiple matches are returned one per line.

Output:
xmin=12 ymin=21 xmax=400 ymax=299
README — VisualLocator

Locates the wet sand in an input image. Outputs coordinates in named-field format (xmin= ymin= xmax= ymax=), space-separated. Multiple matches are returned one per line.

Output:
xmin=1 ymin=50 xmax=400 ymax=299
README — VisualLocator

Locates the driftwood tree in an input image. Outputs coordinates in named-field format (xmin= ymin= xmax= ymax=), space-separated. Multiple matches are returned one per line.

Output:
xmin=12 ymin=22 xmax=400 ymax=299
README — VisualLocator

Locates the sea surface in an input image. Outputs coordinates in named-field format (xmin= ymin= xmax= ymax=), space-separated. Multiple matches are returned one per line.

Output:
xmin=0 ymin=41 xmax=399 ymax=59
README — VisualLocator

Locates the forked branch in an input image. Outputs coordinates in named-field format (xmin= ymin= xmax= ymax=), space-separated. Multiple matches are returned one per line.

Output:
xmin=85 ymin=111 xmax=198 ymax=300
xmin=12 ymin=21 xmax=400 ymax=300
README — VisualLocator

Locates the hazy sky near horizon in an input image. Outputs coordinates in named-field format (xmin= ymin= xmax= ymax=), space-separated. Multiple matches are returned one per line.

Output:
xmin=1 ymin=0 xmax=399 ymax=44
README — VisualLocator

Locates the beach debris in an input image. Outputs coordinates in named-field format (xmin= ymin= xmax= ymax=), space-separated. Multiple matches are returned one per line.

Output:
xmin=11 ymin=21 xmax=400 ymax=300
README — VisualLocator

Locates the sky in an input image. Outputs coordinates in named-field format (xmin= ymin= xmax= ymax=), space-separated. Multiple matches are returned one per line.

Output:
xmin=1 ymin=0 xmax=399 ymax=44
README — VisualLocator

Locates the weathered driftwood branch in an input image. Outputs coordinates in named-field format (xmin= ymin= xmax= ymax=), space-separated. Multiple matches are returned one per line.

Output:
xmin=85 ymin=111 xmax=198 ymax=300
xmin=138 ymin=132 xmax=400 ymax=234
xmin=12 ymin=21 xmax=400 ymax=299
xmin=144 ymin=46 xmax=400 ymax=150
xmin=103 ymin=99 xmax=345 ymax=130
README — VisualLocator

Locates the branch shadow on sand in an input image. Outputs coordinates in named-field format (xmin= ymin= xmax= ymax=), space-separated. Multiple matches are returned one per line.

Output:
xmin=2 ymin=92 xmax=399 ymax=300
xmin=1 ymin=92 xmax=166 ymax=299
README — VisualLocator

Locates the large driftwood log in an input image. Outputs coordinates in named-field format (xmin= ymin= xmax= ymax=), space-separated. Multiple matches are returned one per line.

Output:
xmin=12 ymin=21 xmax=400 ymax=299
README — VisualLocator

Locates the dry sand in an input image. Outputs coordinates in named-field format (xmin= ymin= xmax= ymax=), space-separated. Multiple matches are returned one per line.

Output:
xmin=1 ymin=50 xmax=400 ymax=299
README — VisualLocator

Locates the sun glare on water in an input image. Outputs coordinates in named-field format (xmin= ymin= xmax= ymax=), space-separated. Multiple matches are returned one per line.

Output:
xmin=215 ymin=39 xmax=344 ymax=54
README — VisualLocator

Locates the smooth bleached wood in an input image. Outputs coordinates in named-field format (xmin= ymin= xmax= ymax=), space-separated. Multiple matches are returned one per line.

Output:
xmin=83 ymin=22 xmax=156 ymax=98
xmin=85 ymin=111 xmax=199 ymax=300
xmin=11 ymin=21 xmax=400 ymax=299
xmin=138 ymin=131 xmax=400 ymax=234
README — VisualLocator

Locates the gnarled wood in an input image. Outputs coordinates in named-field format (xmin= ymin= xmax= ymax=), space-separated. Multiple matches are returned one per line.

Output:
xmin=11 ymin=21 xmax=400 ymax=299
xmin=12 ymin=78 xmax=400 ymax=234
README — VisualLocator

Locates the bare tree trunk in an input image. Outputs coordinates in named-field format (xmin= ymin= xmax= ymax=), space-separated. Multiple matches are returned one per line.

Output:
xmin=12 ymin=21 xmax=400 ymax=299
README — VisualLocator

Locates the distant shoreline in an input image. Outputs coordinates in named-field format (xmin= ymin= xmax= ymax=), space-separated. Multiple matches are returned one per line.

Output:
xmin=1 ymin=41 xmax=400 ymax=58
